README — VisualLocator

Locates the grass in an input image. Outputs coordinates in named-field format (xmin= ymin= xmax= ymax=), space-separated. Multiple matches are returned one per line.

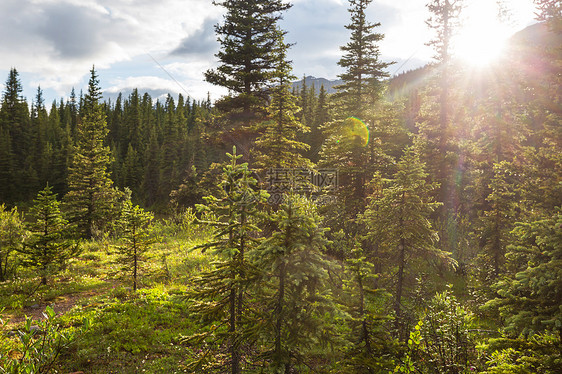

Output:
xmin=0 ymin=219 xmax=213 ymax=373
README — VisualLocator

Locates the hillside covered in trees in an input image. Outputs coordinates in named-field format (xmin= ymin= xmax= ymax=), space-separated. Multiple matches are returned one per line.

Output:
xmin=0 ymin=0 xmax=561 ymax=373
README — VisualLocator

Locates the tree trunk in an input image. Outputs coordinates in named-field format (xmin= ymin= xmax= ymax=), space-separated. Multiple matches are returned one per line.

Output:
xmin=395 ymin=238 xmax=406 ymax=339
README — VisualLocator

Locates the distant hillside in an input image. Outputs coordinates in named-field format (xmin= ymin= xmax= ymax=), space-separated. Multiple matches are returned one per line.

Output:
xmin=291 ymin=76 xmax=343 ymax=94
xmin=386 ymin=22 xmax=559 ymax=100
xmin=510 ymin=22 xmax=562 ymax=49
xmin=387 ymin=66 xmax=432 ymax=99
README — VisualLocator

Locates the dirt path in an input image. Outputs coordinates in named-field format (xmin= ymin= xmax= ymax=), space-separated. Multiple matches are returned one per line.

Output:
xmin=4 ymin=280 xmax=119 ymax=327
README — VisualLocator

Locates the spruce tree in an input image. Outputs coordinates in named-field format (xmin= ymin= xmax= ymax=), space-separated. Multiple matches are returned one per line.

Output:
xmin=205 ymin=0 xmax=292 ymax=156
xmin=307 ymin=84 xmax=329 ymax=162
xmin=475 ymin=161 xmax=518 ymax=283
xmin=361 ymin=148 xmax=450 ymax=337
xmin=206 ymin=0 xmax=291 ymax=118
xmin=320 ymin=0 xmax=392 ymax=224
xmin=186 ymin=147 xmax=268 ymax=373
xmin=64 ymin=67 xmax=116 ymax=239
xmin=0 ymin=68 xmax=32 ymax=202
xmin=20 ymin=185 xmax=78 ymax=285
xmin=420 ymin=0 xmax=464 ymax=252
xmin=482 ymin=210 xmax=562 ymax=373
xmin=254 ymin=194 xmax=332 ymax=371
xmin=340 ymin=244 xmax=395 ymax=373
xmin=116 ymin=194 xmax=155 ymax=292
xmin=334 ymin=0 xmax=391 ymax=120
xmin=252 ymin=30 xmax=312 ymax=171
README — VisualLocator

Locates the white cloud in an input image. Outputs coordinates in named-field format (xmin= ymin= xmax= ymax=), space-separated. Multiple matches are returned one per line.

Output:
xmin=0 ymin=0 xmax=219 ymax=97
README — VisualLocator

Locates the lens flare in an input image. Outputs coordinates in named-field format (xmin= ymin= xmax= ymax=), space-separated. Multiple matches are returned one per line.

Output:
xmin=337 ymin=117 xmax=369 ymax=148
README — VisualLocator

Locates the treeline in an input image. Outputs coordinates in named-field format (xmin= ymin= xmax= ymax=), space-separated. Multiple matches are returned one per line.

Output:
xmin=0 ymin=72 xmax=332 ymax=210
xmin=0 ymin=71 xmax=211 ymax=208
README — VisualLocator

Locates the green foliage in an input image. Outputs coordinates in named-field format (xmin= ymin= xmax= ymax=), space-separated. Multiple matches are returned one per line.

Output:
xmin=417 ymin=289 xmax=478 ymax=373
xmin=64 ymin=68 xmax=117 ymax=239
xmin=340 ymin=244 xmax=395 ymax=373
xmin=335 ymin=0 xmax=391 ymax=118
xmin=253 ymin=194 xmax=333 ymax=372
xmin=481 ymin=332 xmax=561 ymax=374
xmin=488 ymin=210 xmax=562 ymax=337
xmin=0 ymin=205 xmax=25 ymax=281
xmin=320 ymin=0 xmax=393 ymax=224
xmin=185 ymin=147 xmax=268 ymax=373
xmin=205 ymin=0 xmax=291 ymax=122
xmin=252 ymin=30 xmax=312 ymax=171
xmin=474 ymin=161 xmax=519 ymax=283
xmin=362 ymin=148 xmax=450 ymax=335
xmin=115 ymin=195 xmax=157 ymax=291
xmin=19 ymin=185 xmax=79 ymax=285
xmin=393 ymin=320 xmax=422 ymax=373
xmin=0 ymin=306 xmax=90 ymax=374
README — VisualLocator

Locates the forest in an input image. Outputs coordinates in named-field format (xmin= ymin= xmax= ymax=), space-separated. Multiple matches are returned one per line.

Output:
xmin=0 ymin=0 xmax=560 ymax=373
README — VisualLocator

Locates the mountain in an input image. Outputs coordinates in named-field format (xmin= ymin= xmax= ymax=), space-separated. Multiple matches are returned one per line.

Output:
xmin=291 ymin=76 xmax=343 ymax=94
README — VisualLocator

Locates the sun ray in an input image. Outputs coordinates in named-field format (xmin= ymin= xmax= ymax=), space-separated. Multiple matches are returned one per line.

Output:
xmin=452 ymin=0 xmax=514 ymax=67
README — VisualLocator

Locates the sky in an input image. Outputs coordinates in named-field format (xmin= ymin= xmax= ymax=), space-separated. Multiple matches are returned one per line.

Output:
xmin=0 ymin=0 xmax=539 ymax=106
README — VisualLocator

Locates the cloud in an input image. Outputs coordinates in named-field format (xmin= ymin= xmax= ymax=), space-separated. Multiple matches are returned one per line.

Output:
xmin=32 ymin=2 xmax=134 ymax=60
xmin=283 ymin=0 xmax=404 ymax=79
xmin=170 ymin=18 xmax=219 ymax=57
xmin=0 ymin=0 xmax=219 ymax=98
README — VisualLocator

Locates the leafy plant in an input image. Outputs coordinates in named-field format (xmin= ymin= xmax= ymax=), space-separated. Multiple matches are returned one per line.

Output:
xmin=0 ymin=306 xmax=90 ymax=373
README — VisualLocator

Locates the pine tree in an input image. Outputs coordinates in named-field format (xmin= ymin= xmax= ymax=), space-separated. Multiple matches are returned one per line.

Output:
xmin=0 ymin=68 xmax=32 ymax=202
xmin=116 ymin=194 xmax=156 ymax=292
xmin=361 ymin=148 xmax=450 ymax=338
xmin=20 ymin=185 xmax=78 ymax=285
xmin=482 ymin=210 xmax=562 ymax=373
xmin=0 ymin=127 xmax=15 ymax=201
xmin=254 ymin=194 xmax=332 ymax=371
xmin=534 ymin=0 xmax=562 ymax=31
xmin=185 ymin=147 xmax=268 ymax=373
xmin=252 ymin=30 xmax=312 ymax=172
xmin=320 ymin=0 xmax=392 ymax=224
xmin=475 ymin=161 xmax=518 ymax=283
xmin=304 ymin=84 xmax=329 ymax=163
xmin=334 ymin=0 xmax=391 ymax=120
xmin=64 ymin=67 xmax=116 ymax=239
xmin=32 ymin=86 xmax=51 ymax=191
xmin=421 ymin=0 xmax=464 ymax=252
xmin=340 ymin=244 xmax=395 ymax=373
xmin=205 ymin=0 xmax=292 ymax=157
xmin=206 ymin=0 xmax=291 ymax=119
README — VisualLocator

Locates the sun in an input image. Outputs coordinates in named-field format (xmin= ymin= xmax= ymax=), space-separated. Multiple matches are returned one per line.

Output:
xmin=452 ymin=0 xmax=514 ymax=67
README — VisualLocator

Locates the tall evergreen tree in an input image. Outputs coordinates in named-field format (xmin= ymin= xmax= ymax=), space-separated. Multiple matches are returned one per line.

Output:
xmin=205 ymin=0 xmax=292 ymax=157
xmin=420 ymin=0 xmax=464 ymax=252
xmin=254 ymin=194 xmax=332 ymax=372
xmin=64 ymin=67 xmax=116 ymax=239
xmin=186 ymin=147 xmax=268 ymax=373
xmin=0 ymin=68 xmax=32 ymax=202
xmin=361 ymin=148 xmax=450 ymax=338
xmin=320 ymin=0 xmax=392 ymax=224
xmin=252 ymin=30 xmax=312 ymax=171
xmin=334 ymin=0 xmax=391 ymax=120
xmin=483 ymin=210 xmax=562 ymax=373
